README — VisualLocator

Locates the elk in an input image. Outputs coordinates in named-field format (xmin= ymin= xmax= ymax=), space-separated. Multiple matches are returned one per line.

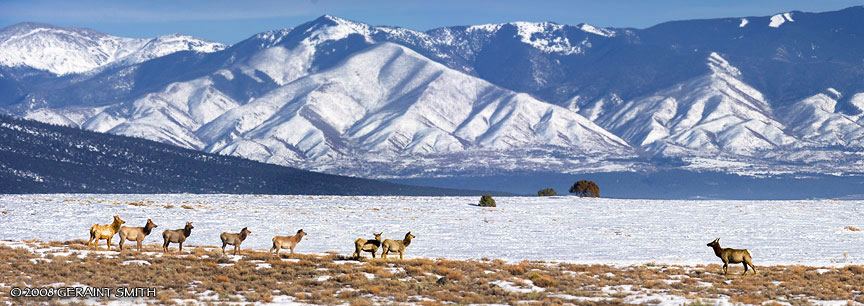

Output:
xmin=220 ymin=227 xmax=252 ymax=256
xmin=118 ymin=219 xmax=157 ymax=251
xmin=353 ymin=232 xmax=383 ymax=259
xmin=271 ymin=229 xmax=307 ymax=258
xmin=162 ymin=222 xmax=194 ymax=253
xmin=707 ymin=238 xmax=757 ymax=275
xmin=88 ymin=215 xmax=125 ymax=250
xmin=381 ymin=232 xmax=415 ymax=260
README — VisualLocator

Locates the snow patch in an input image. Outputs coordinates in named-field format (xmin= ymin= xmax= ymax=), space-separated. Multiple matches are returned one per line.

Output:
xmin=769 ymin=13 xmax=794 ymax=28
xmin=466 ymin=24 xmax=503 ymax=33
xmin=579 ymin=23 xmax=616 ymax=37
xmin=707 ymin=52 xmax=741 ymax=77
xmin=490 ymin=280 xmax=545 ymax=293
xmin=511 ymin=22 xmax=584 ymax=55
xmin=121 ymin=260 xmax=151 ymax=265
xmin=827 ymin=88 xmax=842 ymax=99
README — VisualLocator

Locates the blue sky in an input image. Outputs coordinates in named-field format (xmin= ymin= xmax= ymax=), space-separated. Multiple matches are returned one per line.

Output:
xmin=0 ymin=0 xmax=861 ymax=44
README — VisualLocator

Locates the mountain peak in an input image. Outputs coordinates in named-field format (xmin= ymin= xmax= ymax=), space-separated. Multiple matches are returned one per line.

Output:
xmin=0 ymin=22 xmax=106 ymax=40
xmin=311 ymin=14 xmax=366 ymax=27
xmin=2 ymin=22 xmax=57 ymax=31
xmin=319 ymin=14 xmax=344 ymax=22
xmin=0 ymin=22 xmax=224 ymax=75
xmin=312 ymin=14 xmax=341 ymax=25
xmin=296 ymin=15 xmax=379 ymax=45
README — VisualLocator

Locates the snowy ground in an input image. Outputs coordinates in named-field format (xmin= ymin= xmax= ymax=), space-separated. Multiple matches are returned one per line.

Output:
xmin=0 ymin=194 xmax=861 ymax=266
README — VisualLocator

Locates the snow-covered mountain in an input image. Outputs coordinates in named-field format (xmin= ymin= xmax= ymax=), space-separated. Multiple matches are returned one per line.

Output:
xmin=3 ymin=7 xmax=864 ymax=178
xmin=20 ymin=39 xmax=636 ymax=176
xmin=201 ymin=43 xmax=633 ymax=170
xmin=778 ymin=91 xmax=864 ymax=148
xmin=0 ymin=22 xmax=225 ymax=75
xmin=580 ymin=52 xmax=796 ymax=156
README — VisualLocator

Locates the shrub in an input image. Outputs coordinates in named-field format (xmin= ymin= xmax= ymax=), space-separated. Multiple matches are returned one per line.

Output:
xmin=528 ymin=272 xmax=557 ymax=288
xmin=478 ymin=194 xmax=496 ymax=207
xmin=537 ymin=188 xmax=557 ymax=197
xmin=569 ymin=180 xmax=599 ymax=198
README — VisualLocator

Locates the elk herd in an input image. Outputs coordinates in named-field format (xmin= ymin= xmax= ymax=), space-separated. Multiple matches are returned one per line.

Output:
xmin=88 ymin=216 xmax=754 ymax=275
xmin=87 ymin=216 xmax=415 ymax=260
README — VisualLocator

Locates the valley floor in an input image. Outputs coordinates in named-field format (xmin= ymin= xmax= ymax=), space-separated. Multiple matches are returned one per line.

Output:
xmin=0 ymin=240 xmax=862 ymax=305
xmin=0 ymin=194 xmax=862 ymax=304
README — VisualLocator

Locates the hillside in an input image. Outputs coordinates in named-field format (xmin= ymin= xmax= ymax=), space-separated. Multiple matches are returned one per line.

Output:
xmin=0 ymin=115 xmax=482 ymax=195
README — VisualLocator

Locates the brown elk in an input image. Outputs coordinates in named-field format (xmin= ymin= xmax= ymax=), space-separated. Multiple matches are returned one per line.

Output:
xmin=271 ymin=229 xmax=307 ymax=257
xmin=381 ymin=232 xmax=415 ymax=260
xmin=220 ymin=227 xmax=252 ymax=256
xmin=162 ymin=222 xmax=194 ymax=253
xmin=707 ymin=238 xmax=757 ymax=275
xmin=118 ymin=219 xmax=157 ymax=251
xmin=353 ymin=232 xmax=383 ymax=259
xmin=88 ymin=215 xmax=125 ymax=250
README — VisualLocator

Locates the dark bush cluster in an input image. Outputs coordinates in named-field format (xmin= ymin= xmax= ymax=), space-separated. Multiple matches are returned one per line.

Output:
xmin=537 ymin=188 xmax=557 ymax=197
xmin=569 ymin=180 xmax=599 ymax=198
xmin=478 ymin=194 xmax=496 ymax=207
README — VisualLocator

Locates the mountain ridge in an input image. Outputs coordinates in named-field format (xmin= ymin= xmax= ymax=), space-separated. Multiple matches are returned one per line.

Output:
xmin=2 ymin=7 xmax=864 ymax=178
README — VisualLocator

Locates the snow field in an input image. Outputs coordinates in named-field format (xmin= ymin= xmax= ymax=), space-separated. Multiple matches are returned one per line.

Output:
xmin=0 ymin=194 xmax=861 ymax=266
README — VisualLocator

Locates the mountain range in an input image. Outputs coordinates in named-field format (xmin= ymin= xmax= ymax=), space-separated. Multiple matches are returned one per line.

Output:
xmin=2 ymin=7 xmax=864 ymax=178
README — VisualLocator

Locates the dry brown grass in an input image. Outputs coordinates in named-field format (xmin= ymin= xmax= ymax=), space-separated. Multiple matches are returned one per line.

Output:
xmin=0 ymin=241 xmax=862 ymax=305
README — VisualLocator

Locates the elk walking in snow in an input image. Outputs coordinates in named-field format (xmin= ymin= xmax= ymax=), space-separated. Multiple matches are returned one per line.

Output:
xmin=707 ymin=238 xmax=757 ymax=275
xmin=271 ymin=229 xmax=307 ymax=257
xmin=118 ymin=218 xmax=157 ymax=251
xmin=162 ymin=222 xmax=194 ymax=253
xmin=353 ymin=232 xmax=383 ymax=259
xmin=88 ymin=215 xmax=125 ymax=250
xmin=381 ymin=232 xmax=415 ymax=260
xmin=220 ymin=227 xmax=252 ymax=256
